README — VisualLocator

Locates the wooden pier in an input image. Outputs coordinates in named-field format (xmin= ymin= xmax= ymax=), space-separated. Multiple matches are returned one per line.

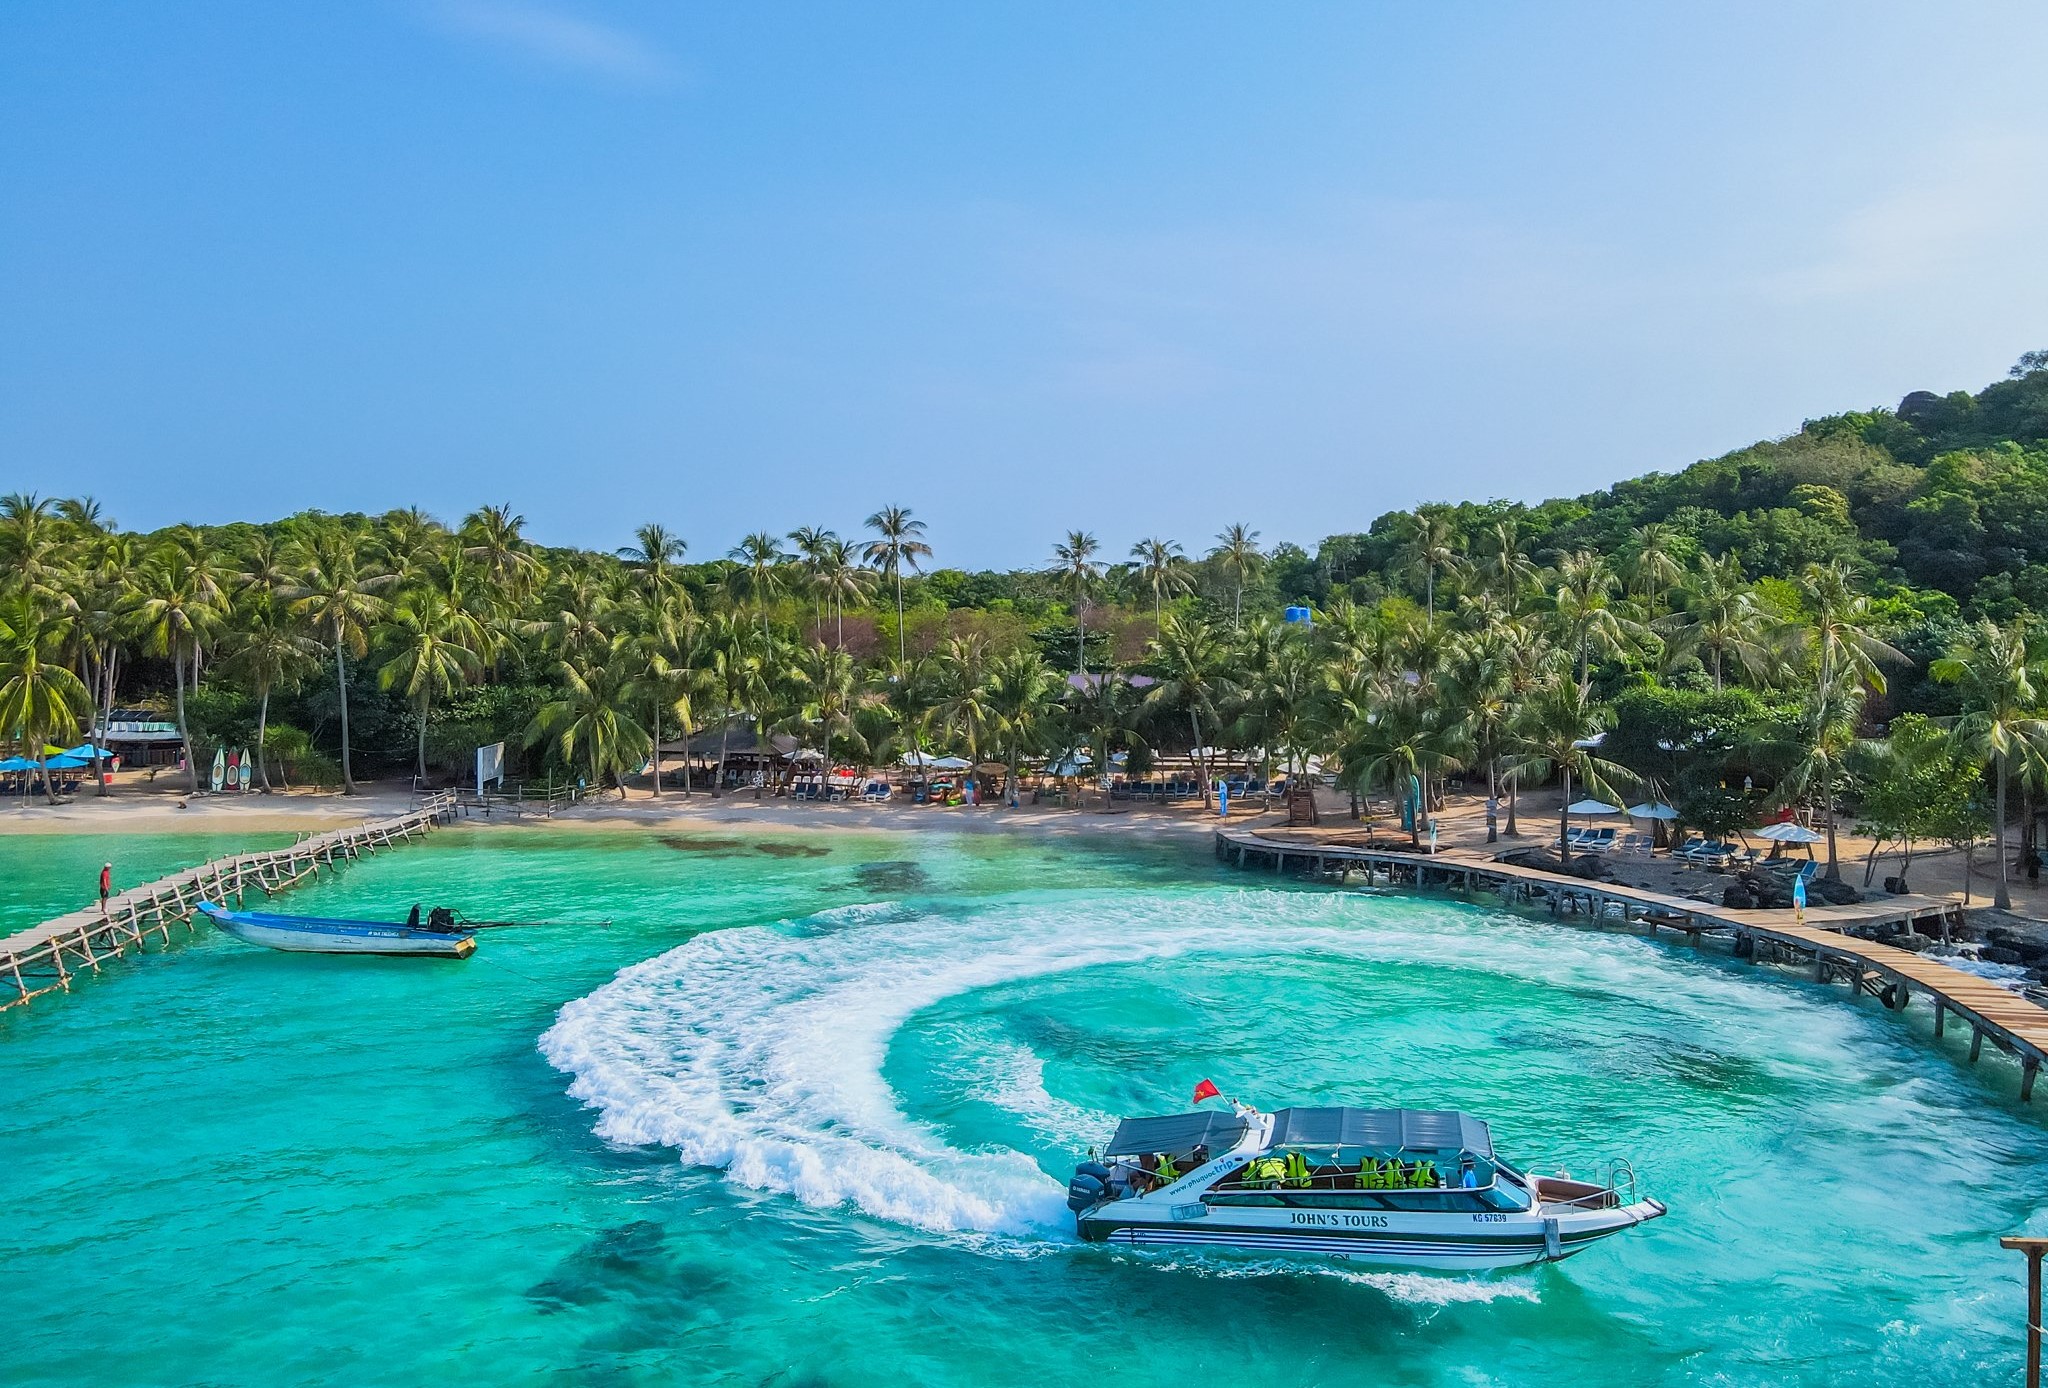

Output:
xmin=0 ymin=792 xmax=463 ymax=1017
xmin=1216 ymin=825 xmax=2045 ymax=1103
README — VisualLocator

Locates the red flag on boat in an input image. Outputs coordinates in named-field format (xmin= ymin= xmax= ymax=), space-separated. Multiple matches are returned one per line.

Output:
xmin=1191 ymin=1079 xmax=1221 ymax=1105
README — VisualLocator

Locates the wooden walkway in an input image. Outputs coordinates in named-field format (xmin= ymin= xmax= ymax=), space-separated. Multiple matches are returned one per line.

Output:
xmin=1216 ymin=826 xmax=2044 ymax=1103
xmin=0 ymin=792 xmax=463 ymax=1017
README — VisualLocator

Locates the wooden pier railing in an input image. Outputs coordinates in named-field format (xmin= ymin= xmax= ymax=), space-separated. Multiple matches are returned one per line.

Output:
xmin=1216 ymin=826 xmax=2043 ymax=1103
xmin=0 ymin=792 xmax=463 ymax=1018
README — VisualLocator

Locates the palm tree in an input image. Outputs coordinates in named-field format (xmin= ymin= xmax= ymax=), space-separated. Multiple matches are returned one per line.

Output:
xmin=460 ymin=504 xmax=543 ymax=605
xmin=1794 ymin=561 xmax=1907 ymax=697
xmin=378 ymin=588 xmax=484 ymax=786
xmin=1051 ymin=530 xmax=1103 ymax=673
xmin=1765 ymin=673 xmax=1865 ymax=883
xmin=287 ymin=530 xmax=392 ymax=794
xmin=1508 ymin=677 xmax=1637 ymax=864
xmin=525 ymin=640 xmax=653 ymax=797
xmin=862 ymin=506 xmax=932 ymax=670
xmin=1659 ymin=552 xmax=1768 ymax=690
xmin=1475 ymin=520 xmax=1540 ymax=612
xmin=1931 ymin=619 xmax=2048 ymax=911
xmin=1209 ymin=523 xmax=1264 ymax=627
xmin=795 ymin=640 xmax=864 ymax=781
xmin=0 ymin=595 xmax=93 ymax=804
xmin=131 ymin=547 xmax=226 ymax=792
xmin=729 ymin=531 xmax=789 ymax=638
xmin=1547 ymin=550 xmax=1639 ymax=693
xmin=619 ymin=524 xmax=687 ymax=602
xmin=811 ymin=536 xmax=875 ymax=650
xmin=787 ymin=526 xmax=837 ymax=639
xmin=1131 ymin=537 xmax=1192 ymax=625
xmin=224 ymin=610 xmax=321 ymax=792
xmin=1146 ymin=611 xmax=1235 ymax=810
xmin=703 ymin=609 xmax=770 ymax=797
xmin=1623 ymin=523 xmax=1687 ymax=615
xmin=1337 ymin=688 xmax=1460 ymax=847
xmin=1395 ymin=507 xmax=1460 ymax=619
xmin=1067 ymin=667 xmax=1147 ymax=811
xmin=985 ymin=647 xmax=1061 ymax=805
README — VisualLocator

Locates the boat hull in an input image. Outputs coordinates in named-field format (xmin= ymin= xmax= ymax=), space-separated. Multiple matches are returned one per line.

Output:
xmin=198 ymin=903 xmax=475 ymax=958
xmin=1078 ymin=1199 xmax=1666 ymax=1271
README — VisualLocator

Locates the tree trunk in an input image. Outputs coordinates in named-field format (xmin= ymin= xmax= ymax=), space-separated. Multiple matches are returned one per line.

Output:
xmin=174 ymin=647 xmax=198 ymax=794
xmin=895 ymin=569 xmax=907 ymax=670
xmin=713 ymin=720 xmax=731 ymax=798
xmin=415 ymin=691 xmax=431 ymax=785
xmin=255 ymin=685 xmax=273 ymax=791
xmin=1822 ymin=791 xmax=1841 ymax=882
xmin=97 ymin=648 xmax=117 ymax=797
xmin=649 ymin=700 xmax=662 ymax=798
xmin=335 ymin=633 xmax=355 ymax=795
xmin=1505 ymin=770 xmax=1520 ymax=836
xmin=1995 ymin=752 xmax=2012 ymax=912
xmin=36 ymin=751 xmax=57 ymax=805
xmin=1191 ymin=710 xmax=1211 ymax=810
xmin=1487 ymin=758 xmax=1499 ymax=843
xmin=1558 ymin=768 xmax=1574 ymax=864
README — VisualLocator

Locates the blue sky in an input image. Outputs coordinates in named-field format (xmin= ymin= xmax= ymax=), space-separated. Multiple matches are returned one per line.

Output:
xmin=5 ymin=2 xmax=2047 ymax=568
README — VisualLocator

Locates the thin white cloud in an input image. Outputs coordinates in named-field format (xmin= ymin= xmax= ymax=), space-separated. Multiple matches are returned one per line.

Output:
xmin=425 ymin=0 xmax=673 ymax=82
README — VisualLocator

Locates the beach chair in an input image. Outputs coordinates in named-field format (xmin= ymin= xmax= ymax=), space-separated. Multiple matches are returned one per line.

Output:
xmin=860 ymin=781 xmax=890 ymax=803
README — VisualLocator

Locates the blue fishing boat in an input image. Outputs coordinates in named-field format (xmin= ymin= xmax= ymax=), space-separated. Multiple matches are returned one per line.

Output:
xmin=196 ymin=902 xmax=476 ymax=958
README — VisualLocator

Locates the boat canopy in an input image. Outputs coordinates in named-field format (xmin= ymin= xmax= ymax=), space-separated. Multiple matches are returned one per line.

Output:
xmin=1103 ymin=1110 xmax=1250 ymax=1159
xmin=1268 ymin=1107 xmax=1492 ymax=1157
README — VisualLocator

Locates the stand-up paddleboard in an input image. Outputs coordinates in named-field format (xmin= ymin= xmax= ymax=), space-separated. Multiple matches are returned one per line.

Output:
xmin=210 ymin=747 xmax=226 ymax=793
xmin=238 ymin=752 xmax=253 ymax=790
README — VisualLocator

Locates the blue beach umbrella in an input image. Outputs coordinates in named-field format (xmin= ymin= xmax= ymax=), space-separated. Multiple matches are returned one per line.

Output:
xmin=0 ymin=755 xmax=34 ymax=772
xmin=44 ymin=753 xmax=90 ymax=770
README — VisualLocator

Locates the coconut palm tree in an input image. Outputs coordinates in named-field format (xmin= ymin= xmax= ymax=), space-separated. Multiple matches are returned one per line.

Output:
xmin=730 ymin=531 xmax=789 ymax=639
xmin=1394 ymin=507 xmax=1460 ymax=619
xmin=1146 ymin=611 xmax=1236 ymax=810
xmin=1931 ymin=619 xmax=2048 ymax=910
xmin=703 ymin=608 xmax=771 ymax=797
xmin=1209 ymin=523 xmax=1264 ymax=627
xmin=224 ymin=609 xmax=321 ymax=792
xmin=1659 ymin=552 xmax=1769 ymax=690
xmin=525 ymin=639 xmax=652 ymax=797
xmin=1546 ymin=550 xmax=1639 ymax=693
xmin=0 ymin=594 xmax=93 ymax=804
xmin=1131 ymin=537 xmax=1192 ymax=625
xmin=131 ymin=547 xmax=226 ymax=792
xmin=984 ymin=647 xmax=1061 ymax=805
xmin=287 ymin=529 xmax=392 ymax=794
xmin=1793 ymin=561 xmax=1907 ymax=697
xmin=378 ymin=587 xmax=484 ymax=786
xmin=811 ymin=536 xmax=875 ymax=650
xmin=1051 ymin=530 xmax=1103 ymax=673
xmin=1508 ymin=677 xmax=1638 ymax=863
xmin=862 ymin=506 xmax=932 ymax=670
xmin=1623 ymin=523 xmax=1687 ymax=615
xmin=460 ymin=504 xmax=543 ymax=605
xmin=619 ymin=524 xmax=687 ymax=602
xmin=1474 ymin=520 xmax=1540 ymax=612
xmin=1337 ymin=687 xmax=1460 ymax=847
xmin=1765 ymin=673 xmax=1865 ymax=883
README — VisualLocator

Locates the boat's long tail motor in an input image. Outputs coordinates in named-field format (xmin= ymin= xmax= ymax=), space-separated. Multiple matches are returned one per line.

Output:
xmin=1067 ymin=1161 xmax=1114 ymax=1212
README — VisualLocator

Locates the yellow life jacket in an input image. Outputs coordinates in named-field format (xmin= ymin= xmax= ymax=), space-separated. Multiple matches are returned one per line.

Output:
xmin=1155 ymin=1154 xmax=1180 ymax=1183
xmin=1284 ymin=1151 xmax=1311 ymax=1188
xmin=1416 ymin=1160 xmax=1437 ymax=1188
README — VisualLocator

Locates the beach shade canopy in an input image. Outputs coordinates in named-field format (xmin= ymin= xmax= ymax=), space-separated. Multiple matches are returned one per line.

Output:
xmin=1566 ymin=798 xmax=1623 ymax=816
xmin=787 ymin=748 xmax=825 ymax=762
xmin=0 ymin=755 xmax=34 ymax=772
xmin=900 ymin=754 xmax=971 ymax=771
xmin=1045 ymin=756 xmax=1092 ymax=777
xmin=63 ymin=743 xmax=108 ymax=759
xmin=1626 ymin=802 xmax=1679 ymax=820
xmin=1754 ymin=821 xmax=1824 ymax=843
xmin=43 ymin=753 xmax=91 ymax=770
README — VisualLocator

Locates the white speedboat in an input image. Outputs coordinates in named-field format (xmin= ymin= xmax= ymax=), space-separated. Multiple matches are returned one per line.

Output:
xmin=1067 ymin=1104 xmax=1665 ymax=1269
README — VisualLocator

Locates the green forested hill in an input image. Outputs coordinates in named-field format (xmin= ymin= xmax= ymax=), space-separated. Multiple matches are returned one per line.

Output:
xmin=1311 ymin=355 xmax=2048 ymax=624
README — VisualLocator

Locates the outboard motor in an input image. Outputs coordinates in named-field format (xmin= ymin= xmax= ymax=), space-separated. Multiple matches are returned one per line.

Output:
xmin=1067 ymin=1161 xmax=1114 ymax=1212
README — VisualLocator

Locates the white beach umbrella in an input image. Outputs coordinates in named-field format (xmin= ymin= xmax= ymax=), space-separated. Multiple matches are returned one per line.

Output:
xmin=1566 ymin=798 xmax=1622 ymax=816
xmin=1753 ymin=821 xmax=1824 ymax=843
xmin=1626 ymin=802 xmax=1679 ymax=820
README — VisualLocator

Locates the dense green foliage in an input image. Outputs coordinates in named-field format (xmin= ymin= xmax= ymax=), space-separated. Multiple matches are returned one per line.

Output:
xmin=6 ymin=356 xmax=2048 ymax=905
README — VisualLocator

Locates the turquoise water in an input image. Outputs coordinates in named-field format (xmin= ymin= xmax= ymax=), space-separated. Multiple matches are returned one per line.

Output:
xmin=0 ymin=830 xmax=294 ymax=933
xmin=1 ymin=825 xmax=2041 ymax=1386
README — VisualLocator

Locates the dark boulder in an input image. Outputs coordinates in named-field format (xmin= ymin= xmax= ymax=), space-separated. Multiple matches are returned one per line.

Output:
xmin=1981 ymin=945 xmax=2025 ymax=966
xmin=1722 ymin=883 xmax=1757 ymax=910
xmin=1812 ymin=878 xmax=1863 ymax=905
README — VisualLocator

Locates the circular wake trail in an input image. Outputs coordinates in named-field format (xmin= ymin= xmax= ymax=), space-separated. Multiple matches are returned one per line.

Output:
xmin=540 ymin=888 xmax=1859 ymax=1240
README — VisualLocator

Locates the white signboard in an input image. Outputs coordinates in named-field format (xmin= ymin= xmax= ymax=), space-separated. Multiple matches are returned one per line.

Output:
xmin=476 ymin=741 xmax=505 ymax=795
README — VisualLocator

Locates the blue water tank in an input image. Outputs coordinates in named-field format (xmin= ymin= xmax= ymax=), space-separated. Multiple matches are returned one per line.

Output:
xmin=1283 ymin=606 xmax=1312 ymax=625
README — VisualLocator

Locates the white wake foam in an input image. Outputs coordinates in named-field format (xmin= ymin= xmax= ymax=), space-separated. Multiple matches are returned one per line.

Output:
xmin=541 ymin=885 xmax=1846 ymax=1241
